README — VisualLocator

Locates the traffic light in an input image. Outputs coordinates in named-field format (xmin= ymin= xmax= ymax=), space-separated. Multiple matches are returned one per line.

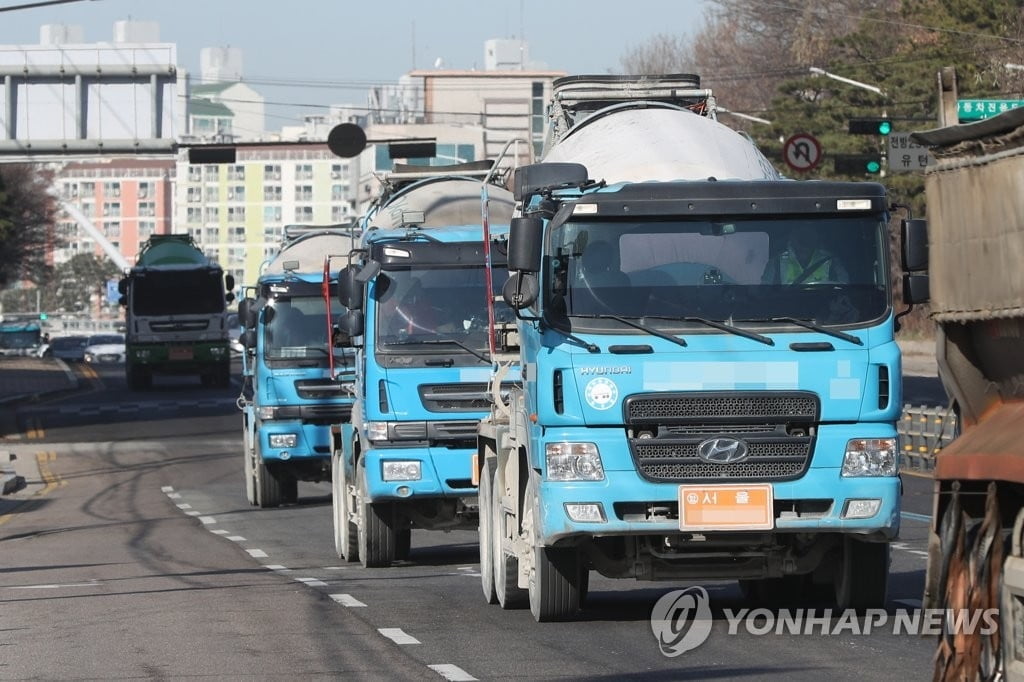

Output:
xmin=834 ymin=154 xmax=882 ymax=175
xmin=848 ymin=118 xmax=892 ymax=135
xmin=38 ymin=312 xmax=48 ymax=321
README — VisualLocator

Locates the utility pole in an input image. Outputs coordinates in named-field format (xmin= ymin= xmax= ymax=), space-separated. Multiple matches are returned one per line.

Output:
xmin=937 ymin=67 xmax=959 ymax=128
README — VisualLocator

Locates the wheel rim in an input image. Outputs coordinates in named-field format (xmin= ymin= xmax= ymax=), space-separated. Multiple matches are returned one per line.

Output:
xmin=340 ymin=460 xmax=354 ymax=560
xmin=479 ymin=463 xmax=495 ymax=603
xmin=332 ymin=454 xmax=344 ymax=557
xmin=356 ymin=466 xmax=367 ymax=561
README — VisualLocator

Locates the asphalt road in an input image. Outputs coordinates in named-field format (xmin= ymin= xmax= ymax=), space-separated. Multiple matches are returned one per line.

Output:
xmin=0 ymin=362 xmax=941 ymax=680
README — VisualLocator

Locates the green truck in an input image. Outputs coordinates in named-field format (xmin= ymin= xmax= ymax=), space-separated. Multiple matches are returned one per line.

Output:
xmin=118 ymin=234 xmax=235 ymax=389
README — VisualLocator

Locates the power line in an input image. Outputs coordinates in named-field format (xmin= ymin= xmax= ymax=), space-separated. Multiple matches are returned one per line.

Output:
xmin=0 ymin=0 xmax=96 ymax=12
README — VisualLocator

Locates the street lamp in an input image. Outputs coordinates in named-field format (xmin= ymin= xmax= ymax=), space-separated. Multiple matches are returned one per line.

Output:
xmin=717 ymin=106 xmax=773 ymax=126
xmin=809 ymin=66 xmax=886 ymax=97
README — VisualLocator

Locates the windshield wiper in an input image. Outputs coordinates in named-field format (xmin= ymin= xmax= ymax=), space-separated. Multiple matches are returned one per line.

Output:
xmin=645 ymin=316 xmax=774 ymax=346
xmin=386 ymin=338 xmax=491 ymax=363
xmin=574 ymin=314 xmax=688 ymax=349
xmin=741 ymin=317 xmax=863 ymax=346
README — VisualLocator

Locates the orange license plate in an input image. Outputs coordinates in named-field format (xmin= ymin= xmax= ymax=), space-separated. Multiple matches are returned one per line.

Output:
xmin=678 ymin=484 xmax=774 ymax=531
xmin=169 ymin=347 xmax=194 ymax=361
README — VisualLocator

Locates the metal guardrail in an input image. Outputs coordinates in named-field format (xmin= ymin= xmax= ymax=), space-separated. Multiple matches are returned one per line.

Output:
xmin=898 ymin=404 xmax=958 ymax=472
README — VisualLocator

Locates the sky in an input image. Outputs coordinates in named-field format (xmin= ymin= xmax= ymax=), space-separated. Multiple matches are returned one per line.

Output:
xmin=0 ymin=0 xmax=709 ymax=128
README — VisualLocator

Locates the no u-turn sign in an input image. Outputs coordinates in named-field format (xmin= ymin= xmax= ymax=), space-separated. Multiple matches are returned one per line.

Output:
xmin=783 ymin=133 xmax=823 ymax=172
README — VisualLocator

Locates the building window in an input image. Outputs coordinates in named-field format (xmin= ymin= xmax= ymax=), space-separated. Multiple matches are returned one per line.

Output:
xmin=264 ymin=164 xmax=281 ymax=180
xmin=296 ymin=164 xmax=314 ymax=180
xmin=205 ymin=186 xmax=219 ymax=202
xmin=295 ymin=185 xmax=313 ymax=201
xmin=228 ymin=207 xmax=246 ymax=222
xmin=204 ymin=227 xmax=221 ymax=243
xmin=103 ymin=221 xmax=121 ymax=238
xmin=331 ymin=184 xmax=345 ymax=201
xmin=138 ymin=182 xmax=153 ymax=199
xmin=139 ymin=221 xmax=156 ymax=239
xmin=227 ymin=165 xmax=245 ymax=181
xmin=138 ymin=201 xmax=156 ymax=217
xmin=264 ymin=224 xmax=283 ymax=240
xmin=228 ymin=248 xmax=246 ymax=264
xmin=81 ymin=181 xmax=95 ymax=195
xmin=188 ymin=227 xmax=202 ymax=241
xmin=187 ymin=187 xmax=202 ymax=203
xmin=264 ymin=186 xmax=282 ymax=202
xmin=63 ymin=183 xmax=78 ymax=199
xmin=228 ymin=185 xmax=245 ymax=202
xmin=188 ymin=166 xmax=202 ymax=182
xmin=205 ymin=206 xmax=219 ymax=223
xmin=103 ymin=182 xmax=121 ymax=198
xmin=187 ymin=207 xmax=202 ymax=223
xmin=102 ymin=202 xmax=121 ymax=217
xmin=331 ymin=205 xmax=349 ymax=222
xmin=205 ymin=165 xmax=220 ymax=181
xmin=229 ymin=226 xmax=246 ymax=243
xmin=294 ymin=206 xmax=314 ymax=222
xmin=330 ymin=163 xmax=347 ymax=178
xmin=263 ymin=206 xmax=282 ymax=223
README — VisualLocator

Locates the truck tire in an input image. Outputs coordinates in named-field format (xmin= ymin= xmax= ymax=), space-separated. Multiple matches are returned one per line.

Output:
xmin=835 ymin=538 xmax=890 ymax=610
xmin=479 ymin=459 xmax=498 ymax=604
xmin=216 ymin=361 xmax=231 ymax=388
xmin=357 ymin=465 xmax=396 ymax=568
xmin=332 ymin=450 xmax=358 ymax=561
xmin=127 ymin=364 xmax=149 ymax=390
xmin=254 ymin=441 xmax=283 ymax=508
xmin=526 ymin=478 xmax=581 ymax=622
xmin=281 ymin=476 xmax=298 ymax=504
xmin=243 ymin=424 xmax=257 ymax=506
xmin=493 ymin=467 xmax=527 ymax=609
xmin=395 ymin=528 xmax=411 ymax=561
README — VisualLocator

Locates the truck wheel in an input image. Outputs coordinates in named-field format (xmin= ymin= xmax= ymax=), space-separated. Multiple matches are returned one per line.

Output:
xmin=332 ymin=451 xmax=358 ymax=562
xmin=835 ymin=538 xmax=890 ymax=610
xmin=526 ymin=478 xmax=581 ymax=622
xmin=738 ymin=576 xmax=807 ymax=607
xmin=395 ymin=528 xmax=411 ymax=561
xmin=281 ymin=476 xmax=298 ymax=504
xmin=216 ymin=362 xmax=231 ymax=388
xmin=127 ymin=364 xmax=148 ymax=390
xmin=479 ymin=459 xmax=498 ymax=604
xmin=357 ymin=465 xmax=396 ymax=568
xmin=492 ymin=467 xmax=527 ymax=609
xmin=254 ymin=441 xmax=282 ymax=508
xmin=243 ymin=425 xmax=257 ymax=505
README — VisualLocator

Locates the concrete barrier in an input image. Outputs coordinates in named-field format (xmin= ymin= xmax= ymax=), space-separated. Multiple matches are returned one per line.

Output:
xmin=898 ymin=404 xmax=958 ymax=472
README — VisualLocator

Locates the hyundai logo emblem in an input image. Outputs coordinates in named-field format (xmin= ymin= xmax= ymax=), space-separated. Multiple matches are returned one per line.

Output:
xmin=696 ymin=437 xmax=750 ymax=464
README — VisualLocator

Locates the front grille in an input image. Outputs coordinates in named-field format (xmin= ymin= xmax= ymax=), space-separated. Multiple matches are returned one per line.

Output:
xmin=625 ymin=392 xmax=818 ymax=424
xmin=295 ymin=379 xmax=353 ymax=400
xmin=150 ymin=320 xmax=209 ymax=332
xmin=419 ymin=383 xmax=511 ymax=412
xmin=630 ymin=436 xmax=813 ymax=482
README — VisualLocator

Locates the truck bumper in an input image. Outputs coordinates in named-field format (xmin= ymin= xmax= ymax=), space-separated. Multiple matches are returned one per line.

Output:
xmin=361 ymin=446 xmax=477 ymax=501
xmin=259 ymin=421 xmax=331 ymax=462
xmin=129 ymin=341 xmax=229 ymax=372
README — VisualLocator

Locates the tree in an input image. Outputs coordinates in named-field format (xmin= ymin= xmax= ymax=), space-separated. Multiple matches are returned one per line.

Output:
xmin=51 ymin=253 xmax=121 ymax=315
xmin=0 ymin=164 xmax=58 ymax=286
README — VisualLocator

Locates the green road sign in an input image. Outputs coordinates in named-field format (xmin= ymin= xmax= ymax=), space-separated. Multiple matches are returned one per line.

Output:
xmin=957 ymin=99 xmax=1024 ymax=122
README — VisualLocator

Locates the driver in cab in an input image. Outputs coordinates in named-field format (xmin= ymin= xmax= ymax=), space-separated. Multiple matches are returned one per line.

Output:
xmin=762 ymin=225 xmax=849 ymax=285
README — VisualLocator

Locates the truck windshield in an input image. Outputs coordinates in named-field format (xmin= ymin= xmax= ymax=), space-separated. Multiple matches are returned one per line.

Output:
xmin=264 ymin=295 xmax=344 ymax=364
xmin=133 ymin=270 xmax=225 ymax=316
xmin=374 ymin=265 xmax=511 ymax=352
xmin=547 ymin=216 xmax=889 ymax=329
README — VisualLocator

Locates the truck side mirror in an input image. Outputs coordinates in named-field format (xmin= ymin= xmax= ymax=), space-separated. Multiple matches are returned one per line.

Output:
xmin=117 ymin=278 xmax=128 ymax=295
xmin=903 ymin=273 xmax=930 ymax=305
xmin=239 ymin=297 xmax=258 ymax=329
xmin=225 ymin=274 xmax=236 ymax=291
xmin=508 ymin=217 xmax=543 ymax=273
xmin=901 ymin=218 xmax=928 ymax=272
xmin=337 ymin=310 xmax=364 ymax=344
xmin=502 ymin=272 xmax=539 ymax=309
xmin=338 ymin=265 xmax=364 ymax=310
xmin=118 ymin=295 xmax=126 ymax=306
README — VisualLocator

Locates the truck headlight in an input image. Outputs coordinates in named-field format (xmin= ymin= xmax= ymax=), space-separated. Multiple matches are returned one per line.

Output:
xmin=210 ymin=346 xmax=226 ymax=357
xmin=546 ymin=442 xmax=604 ymax=481
xmin=269 ymin=433 xmax=297 ymax=448
xmin=382 ymin=460 xmax=421 ymax=481
xmin=366 ymin=422 xmax=390 ymax=442
xmin=257 ymin=406 xmax=276 ymax=420
xmin=841 ymin=438 xmax=898 ymax=477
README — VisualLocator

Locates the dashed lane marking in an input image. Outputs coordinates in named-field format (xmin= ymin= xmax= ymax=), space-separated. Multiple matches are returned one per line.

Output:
xmin=176 ymin=503 xmax=192 ymax=509
xmin=210 ymin=529 xmax=230 ymax=535
xmin=428 ymin=664 xmax=478 ymax=681
xmin=296 ymin=577 xmax=328 ymax=588
xmin=160 ymin=486 xmax=174 ymax=493
xmin=246 ymin=549 xmax=268 ymax=559
xmin=199 ymin=516 xmax=216 ymax=525
xmin=167 ymin=493 xmax=182 ymax=499
xmin=227 ymin=535 xmax=246 ymax=542
xmin=265 ymin=565 xmax=287 ymax=571
xmin=379 ymin=628 xmax=420 ymax=645
xmin=185 ymin=511 xmax=201 ymax=517
xmin=8 ymin=580 xmax=102 ymax=590
xmin=330 ymin=593 xmax=366 ymax=607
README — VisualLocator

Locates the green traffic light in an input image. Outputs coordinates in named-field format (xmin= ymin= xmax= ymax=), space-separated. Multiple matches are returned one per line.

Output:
xmin=878 ymin=120 xmax=892 ymax=135
xmin=866 ymin=160 xmax=882 ymax=173
xmin=39 ymin=312 xmax=48 ymax=320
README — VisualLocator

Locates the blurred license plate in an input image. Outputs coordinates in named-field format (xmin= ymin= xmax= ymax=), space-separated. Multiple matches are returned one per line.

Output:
xmin=678 ymin=484 xmax=774 ymax=531
xmin=169 ymin=347 xmax=193 ymax=360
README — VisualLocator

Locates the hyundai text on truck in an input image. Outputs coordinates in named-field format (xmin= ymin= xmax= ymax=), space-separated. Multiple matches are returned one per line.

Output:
xmin=476 ymin=74 xmax=905 ymax=621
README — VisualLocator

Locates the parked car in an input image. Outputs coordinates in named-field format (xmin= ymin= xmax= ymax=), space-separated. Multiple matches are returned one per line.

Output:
xmin=39 ymin=335 xmax=90 ymax=362
xmin=83 ymin=334 xmax=126 ymax=364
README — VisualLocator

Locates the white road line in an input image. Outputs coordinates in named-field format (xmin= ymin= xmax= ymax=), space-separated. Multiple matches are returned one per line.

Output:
xmin=428 ymin=664 xmax=478 ymax=681
xmin=9 ymin=581 xmax=101 ymax=590
xmin=199 ymin=516 xmax=216 ymax=525
xmin=891 ymin=542 xmax=909 ymax=550
xmin=227 ymin=535 xmax=247 ymax=542
xmin=296 ymin=577 xmax=328 ymax=588
xmin=265 ymin=564 xmax=288 ymax=571
xmin=457 ymin=567 xmax=475 ymax=572
xmin=379 ymin=628 xmax=420 ymax=645
xmin=909 ymin=550 xmax=929 ymax=556
xmin=895 ymin=598 xmax=923 ymax=609
xmin=323 ymin=566 xmax=351 ymax=571
xmin=246 ymin=549 xmax=268 ymax=558
xmin=210 ymin=529 xmax=230 ymax=535
xmin=330 ymin=593 xmax=366 ymax=607
xmin=167 ymin=493 xmax=182 ymax=500
xmin=160 ymin=486 xmax=174 ymax=493
xmin=176 ymin=503 xmax=191 ymax=509
xmin=185 ymin=511 xmax=201 ymax=516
